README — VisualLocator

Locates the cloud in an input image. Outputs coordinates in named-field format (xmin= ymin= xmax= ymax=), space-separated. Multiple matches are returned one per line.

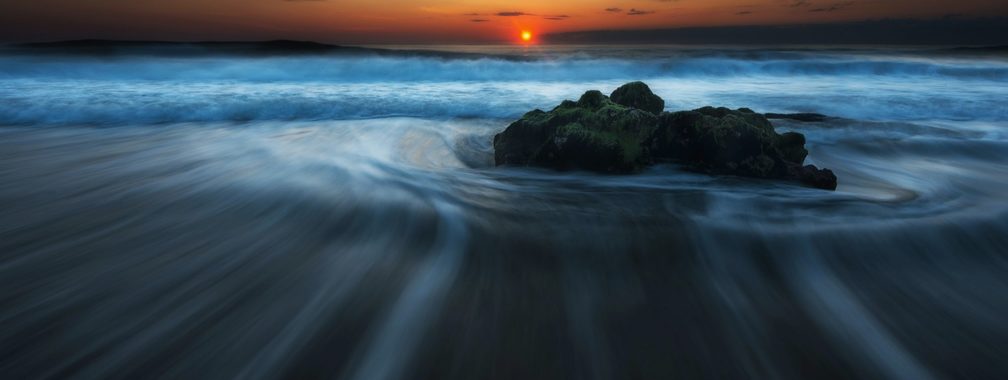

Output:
xmin=605 ymin=8 xmax=623 ymax=13
xmin=470 ymin=19 xmax=489 ymax=22
xmin=736 ymin=10 xmax=753 ymax=15
xmin=787 ymin=0 xmax=810 ymax=7
xmin=809 ymin=1 xmax=855 ymax=12
xmin=627 ymin=8 xmax=656 ymax=15
xmin=496 ymin=11 xmax=531 ymax=16
xmin=543 ymin=15 xmax=570 ymax=20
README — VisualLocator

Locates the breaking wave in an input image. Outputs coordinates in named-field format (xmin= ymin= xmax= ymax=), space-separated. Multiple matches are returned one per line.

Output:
xmin=1 ymin=46 xmax=1007 ymax=125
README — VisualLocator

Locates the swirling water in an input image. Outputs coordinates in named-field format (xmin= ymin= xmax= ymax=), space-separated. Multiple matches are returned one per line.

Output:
xmin=1 ymin=45 xmax=1008 ymax=379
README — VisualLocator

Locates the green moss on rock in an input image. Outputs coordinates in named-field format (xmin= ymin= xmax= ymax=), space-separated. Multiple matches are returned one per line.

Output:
xmin=494 ymin=90 xmax=657 ymax=173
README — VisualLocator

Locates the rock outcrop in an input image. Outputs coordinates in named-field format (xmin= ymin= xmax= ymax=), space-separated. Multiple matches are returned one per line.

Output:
xmin=764 ymin=113 xmax=829 ymax=122
xmin=609 ymin=81 xmax=665 ymax=115
xmin=493 ymin=82 xmax=838 ymax=190
xmin=493 ymin=90 xmax=658 ymax=173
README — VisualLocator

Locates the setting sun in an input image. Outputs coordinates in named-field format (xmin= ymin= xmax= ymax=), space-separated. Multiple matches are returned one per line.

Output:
xmin=520 ymin=31 xmax=532 ymax=42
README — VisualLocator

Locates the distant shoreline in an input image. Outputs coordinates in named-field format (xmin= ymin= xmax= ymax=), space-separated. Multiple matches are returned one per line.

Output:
xmin=542 ymin=18 xmax=1008 ymax=46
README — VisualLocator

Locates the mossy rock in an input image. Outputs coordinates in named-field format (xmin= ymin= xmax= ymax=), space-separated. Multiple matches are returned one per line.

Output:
xmin=494 ymin=90 xmax=656 ymax=173
xmin=649 ymin=107 xmax=821 ymax=180
xmin=609 ymin=81 xmax=665 ymax=115
xmin=493 ymin=82 xmax=838 ymax=190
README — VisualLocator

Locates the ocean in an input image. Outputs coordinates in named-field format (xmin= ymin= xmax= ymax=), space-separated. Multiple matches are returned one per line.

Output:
xmin=1 ymin=43 xmax=1007 ymax=379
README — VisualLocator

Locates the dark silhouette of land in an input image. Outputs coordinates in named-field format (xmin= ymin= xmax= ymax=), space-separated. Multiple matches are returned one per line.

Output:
xmin=543 ymin=18 xmax=1008 ymax=46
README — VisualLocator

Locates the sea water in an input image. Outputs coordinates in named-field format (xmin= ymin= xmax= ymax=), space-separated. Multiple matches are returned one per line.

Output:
xmin=1 ymin=44 xmax=1007 ymax=379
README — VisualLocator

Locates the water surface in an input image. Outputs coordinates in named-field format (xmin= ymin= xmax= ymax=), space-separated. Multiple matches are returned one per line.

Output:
xmin=2 ymin=44 xmax=1008 ymax=379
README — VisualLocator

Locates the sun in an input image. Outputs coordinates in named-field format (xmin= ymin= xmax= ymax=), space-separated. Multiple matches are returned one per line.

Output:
xmin=520 ymin=31 xmax=532 ymax=42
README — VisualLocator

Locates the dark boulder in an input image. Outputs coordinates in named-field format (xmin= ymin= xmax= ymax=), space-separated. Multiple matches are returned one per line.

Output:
xmin=790 ymin=165 xmax=838 ymax=190
xmin=649 ymin=107 xmax=815 ymax=180
xmin=765 ymin=113 xmax=829 ymax=122
xmin=493 ymin=82 xmax=838 ymax=190
xmin=777 ymin=132 xmax=809 ymax=164
xmin=493 ymin=90 xmax=657 ymax=173
xmin=609 ymin=81 xmax=665 ymax=115
xmin=647 ymin=107 xmax=836 ymax=189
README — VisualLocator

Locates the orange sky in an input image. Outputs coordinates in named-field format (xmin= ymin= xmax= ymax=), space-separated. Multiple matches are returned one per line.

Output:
xmin=1 ymin=0 xmax=1007 ymax=43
